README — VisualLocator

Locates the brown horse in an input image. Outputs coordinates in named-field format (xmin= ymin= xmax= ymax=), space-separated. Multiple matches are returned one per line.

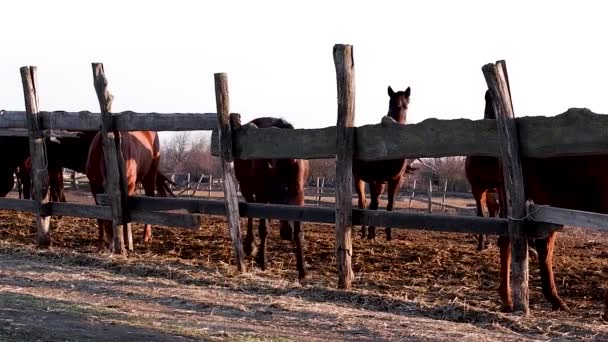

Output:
xmin=480 ymin=90 xmax=608 ymax=312
xmin=234 ymin=117 xmax=310 ymax=280
xmin=465 ymin=90 xmax=502 ymax=251
xmin=86 ymin=131 xmax=169 ymax=250
xmin=11 ymin=131 xmax=174 ymax=203
xmin=353 ymin=86 xmax=412 ymax=240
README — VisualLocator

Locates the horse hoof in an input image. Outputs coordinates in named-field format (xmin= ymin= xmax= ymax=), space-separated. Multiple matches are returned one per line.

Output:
xmin=552 ymin=300 xmax=570 ymax=313
xmin=256 ymin=256 xmax=267 ymax=270
xmin=243 ymin=243 xmax=257 ymax=257
xmin=500 ymin=304 xmax=514 ymax=313
xmin=279 ymin=227 xmax=294 ymax=241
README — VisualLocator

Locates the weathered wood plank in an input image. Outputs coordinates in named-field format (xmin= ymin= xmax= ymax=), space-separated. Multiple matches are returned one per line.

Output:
xmin=210 ymin=108 xmax=608 ymax=160
xmin=92 ymin=63 xmax=126 ymax=255
xmin=47 ymin=202 xmax=113 ymax=220
xmin=0 ymin=198 xmax=38 ymax=213
xmin=484 ymin=60 xmax=529 ymax=316
xmin=0 ymin=110 xmax=217 ymax=131
xmin=333 ymin=44 xmax=355 ymax=289
xmin=215 ymin=73 xmax=246 ymax=273
xmin=130 ymin=210 xmax=203 ymax=229
xmin=528 ymin=203 xmax=608 ymax=231
xmin=94 ymin=194 xmax=566 ymax=237
xmin=20 ymin=66 xmax=52 ymax=248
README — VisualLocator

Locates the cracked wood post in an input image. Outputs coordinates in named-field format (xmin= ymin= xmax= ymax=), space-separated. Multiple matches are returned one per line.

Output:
xmin=483 ymin=60 xmax=529 ymax=316
xmin=333 ymin=44 xmax=355 ymax=289
xmin=214 ymin=73 xmax=246 ymax=272
xmin=92 ymin=63 xmax=130 ymax=255
xmin=20 ymin=66 xmax=51 ymax=247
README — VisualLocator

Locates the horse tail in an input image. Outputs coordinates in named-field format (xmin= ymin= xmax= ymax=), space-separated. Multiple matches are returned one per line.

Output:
xmin=156 ymin=172 xmax=176 ymax=198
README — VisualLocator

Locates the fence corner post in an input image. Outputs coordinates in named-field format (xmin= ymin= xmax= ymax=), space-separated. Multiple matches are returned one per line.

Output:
xmin=20 ymin=66 xmax=51 ymax=248
xmin=333 ymin=43 xmax=355 ymax=289
xmin=483 ymin=60 xmax=529 ymax=316
xmin=214 ymin=72 xmax=246 ymax=273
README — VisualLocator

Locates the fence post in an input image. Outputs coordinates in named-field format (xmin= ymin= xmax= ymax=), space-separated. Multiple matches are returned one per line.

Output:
xmin=192 ymin=173 xmax=204 ymax=197
xmin=427 ymin=179 xmax=433 ymax=213
xmin=483 ymin=60 xmax=529 ymax=316
xmin=319 ymin=177 xmax=325 ymax=206
xmin=408 ymin=179 xmax=417 ymax=209
xmin=208 ymin=175 xmax=213 ymax=198
xmin=92 ymin=63 xmax=131 ymax=254
xmin=71 ymin=170 xmax=78 ymax=190
xmin=187 ymin=173 xmax=191 ymax=195
xmin=441 ymin=179 xmax=448 ymax=212
xmin=214 ymin=72 xmax=246 ymax=273
xmin=333 ymin=43 xmax=355 ymax=289
xmin=20 ymin=66 xmax=51 ymax=247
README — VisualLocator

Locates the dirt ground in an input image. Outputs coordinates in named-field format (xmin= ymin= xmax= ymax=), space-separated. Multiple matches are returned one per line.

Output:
xmin=1 ymin=191 xmax=608 ymax=341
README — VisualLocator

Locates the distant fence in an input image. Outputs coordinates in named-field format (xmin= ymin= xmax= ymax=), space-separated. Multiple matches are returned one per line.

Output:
xmin=2 ymin=45 xmax=608 ymax=316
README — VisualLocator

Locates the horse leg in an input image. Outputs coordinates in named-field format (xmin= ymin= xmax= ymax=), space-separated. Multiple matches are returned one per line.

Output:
xmin=279 ymin=219 xmax=294 ymax=241
xmin=256 ymin=218 xmax=269 ymax=270
xmin=141 ymin=174 xmax=156 ymax=244
xmin=535 ymin=232 xmax=569 ymax=311
xmin=354 ymin=178 xmax=367 ymax=239
xmin=367 ymin=182 xmax=384 ymax=240
xmin=292 ymin=220 xmax=305 ymax=280
xmin=472 ymin=187 xmax=487 ymax=251
xmin=386 ymin=177 xmax=402 ymax=241
xmin=242 ymin=192 xmax=257 ymax=256
xmin=498 ymin=235 xmax=513 ymax=311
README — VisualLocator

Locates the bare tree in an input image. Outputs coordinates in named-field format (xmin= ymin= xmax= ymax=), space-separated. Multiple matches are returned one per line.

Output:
xmin=160 ymin=133 xmax=190 ymax=174
xmin=309 ymin=159 xmax=335 ymax=182
xmin=413 ymin=157 xmax=469 ymax=192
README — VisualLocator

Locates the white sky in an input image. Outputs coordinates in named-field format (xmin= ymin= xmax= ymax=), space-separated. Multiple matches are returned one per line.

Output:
xmin=1 ymin=0 xmax=607 ymax=143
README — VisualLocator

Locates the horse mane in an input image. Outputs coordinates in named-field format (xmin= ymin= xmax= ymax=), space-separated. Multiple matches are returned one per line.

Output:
xmin=250 ymin=117 xmax=294 ymax=129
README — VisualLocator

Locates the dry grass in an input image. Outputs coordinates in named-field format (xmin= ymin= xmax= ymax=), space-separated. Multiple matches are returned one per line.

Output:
xmin=1 ymin=190 xmax=608 ymax=340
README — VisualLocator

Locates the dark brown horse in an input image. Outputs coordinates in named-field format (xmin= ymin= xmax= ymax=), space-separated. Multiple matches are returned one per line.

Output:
xmin=234 ymin=117 xmax=310 ymax=280
xmin=353 ymin=86 xmax=412 ymax=240
xmin=481 ymin=90 xmax=608 ymax=312
xmin=465 ymin=90 xmax=502 ymax=250
xmin=86 ymin=131 xmax=169 ymax=250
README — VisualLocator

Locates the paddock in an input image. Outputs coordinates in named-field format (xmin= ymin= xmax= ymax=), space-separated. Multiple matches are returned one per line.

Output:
xmin=2 ymin=43 xmax=608 ymax=340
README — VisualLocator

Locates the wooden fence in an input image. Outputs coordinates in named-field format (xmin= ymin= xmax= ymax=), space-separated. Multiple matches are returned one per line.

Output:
xmin=2 ymin=44 xmax=608 ymax=317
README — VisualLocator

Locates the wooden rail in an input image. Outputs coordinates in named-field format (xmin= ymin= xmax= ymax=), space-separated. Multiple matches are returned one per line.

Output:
xmin=210 ymin=108 xmax=608 ymax=161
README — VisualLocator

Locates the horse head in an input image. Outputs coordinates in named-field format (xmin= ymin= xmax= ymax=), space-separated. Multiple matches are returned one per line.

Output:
xmin=387 ymin=85 xmax=411 ymax=124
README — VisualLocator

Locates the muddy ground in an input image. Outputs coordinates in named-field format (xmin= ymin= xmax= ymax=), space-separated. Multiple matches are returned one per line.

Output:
xmin=1 ymin=190 xmax=608 ymax=341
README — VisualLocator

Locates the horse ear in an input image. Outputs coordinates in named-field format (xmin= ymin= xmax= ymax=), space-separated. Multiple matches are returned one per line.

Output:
xmin=404 ymin=86 xmax=411 ymax=98
xmin=388 ymin=86 xmax=395 ymax=97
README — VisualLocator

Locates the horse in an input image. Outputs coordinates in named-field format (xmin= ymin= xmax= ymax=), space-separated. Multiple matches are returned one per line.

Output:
xmin=465 ymin=90 xmax=502 ymax=251
xmin=233 ymin=117 xmax=310 ymax=280
xmin=481 ymin=90 xmax=608 ymax=312
xmin=16 ymin=157 xmax=32 ymax=199
xmin=86 ymin=130 xmax=169 ymax=250
xmin=9 ymin=131 xmax=174 ymax=203
xmin=353 ymin=86 xmax=412 ymax=240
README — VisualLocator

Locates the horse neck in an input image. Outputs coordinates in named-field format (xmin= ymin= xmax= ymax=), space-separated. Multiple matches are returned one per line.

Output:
xmin=388 ymin=109 xmax=407 ymax=124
